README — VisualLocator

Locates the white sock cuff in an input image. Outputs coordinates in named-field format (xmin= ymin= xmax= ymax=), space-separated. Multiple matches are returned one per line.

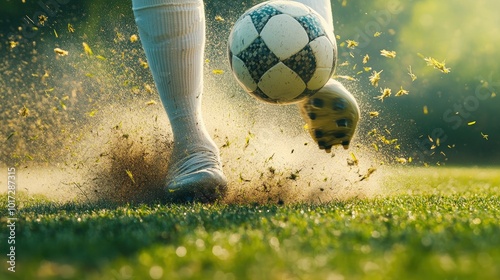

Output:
xmin=132 ymin=0 xmax=201 ymax=11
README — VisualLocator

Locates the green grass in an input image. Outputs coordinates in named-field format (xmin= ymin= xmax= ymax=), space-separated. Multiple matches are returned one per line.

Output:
xmin=1 ymin=167 xmax=500 ymax=280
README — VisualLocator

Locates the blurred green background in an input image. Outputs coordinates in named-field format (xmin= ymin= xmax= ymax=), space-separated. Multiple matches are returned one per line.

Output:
xmin=1 ymin=0 xmax=499 ymax=165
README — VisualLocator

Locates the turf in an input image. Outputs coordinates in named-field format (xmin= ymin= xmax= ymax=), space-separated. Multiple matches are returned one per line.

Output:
xmin=1 ymin=167 xmax=499 ymax=280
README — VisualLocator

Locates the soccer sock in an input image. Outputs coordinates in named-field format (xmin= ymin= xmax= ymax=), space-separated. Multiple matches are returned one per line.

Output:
xmin=294 ymin=0 xmax=333 ymax=27
xmin=132 ymin=0 xmax=219 ymax=161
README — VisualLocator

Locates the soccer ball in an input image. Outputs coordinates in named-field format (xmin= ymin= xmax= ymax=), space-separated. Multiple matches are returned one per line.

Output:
xmin=228 ymin=0 xmax=337 ymax=104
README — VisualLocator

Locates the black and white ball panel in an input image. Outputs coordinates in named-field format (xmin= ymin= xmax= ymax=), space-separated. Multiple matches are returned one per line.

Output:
xmin=260 ymin=14 xmax=309 ymax=61
xmin=307 ymin=36 xmax=336 ymax=90
xmin=259 ymin=61 xmax=306 ymax=100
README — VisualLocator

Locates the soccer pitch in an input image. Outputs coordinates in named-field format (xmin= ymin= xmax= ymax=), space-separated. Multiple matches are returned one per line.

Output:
xmin=2 ymin=1 xmax=500 ymax=279
xmin=1 ymin=167 xmax=499 ymax=280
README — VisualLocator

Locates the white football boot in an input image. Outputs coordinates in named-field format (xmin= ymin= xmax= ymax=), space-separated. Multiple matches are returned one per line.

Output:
xmin=166 ymin=150 xmax=227 ymax=203
xmin=298 ymin=79 xmax=360 ymax=152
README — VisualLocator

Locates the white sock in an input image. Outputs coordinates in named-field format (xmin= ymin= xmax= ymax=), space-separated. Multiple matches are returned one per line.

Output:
xmin=132 ymin=0 xmax=218 ymax=161
xmin=294 ymin=0 xmax=334 ymax=27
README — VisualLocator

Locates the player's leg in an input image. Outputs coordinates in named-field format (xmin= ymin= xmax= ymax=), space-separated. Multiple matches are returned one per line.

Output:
xmin=294 ymin=0 xmax=360 ymax=151
xmin=132 ymin=0 xmax=227 ymax=202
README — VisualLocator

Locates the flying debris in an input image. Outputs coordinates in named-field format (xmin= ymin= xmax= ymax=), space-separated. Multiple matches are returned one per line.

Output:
xmin=380 ymin=49 xmax=396 ymax=58
xmin=369 ymin=70 xmax=383 ymax=87
xmin=375 ymin=88 xmax=392 ymax=102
